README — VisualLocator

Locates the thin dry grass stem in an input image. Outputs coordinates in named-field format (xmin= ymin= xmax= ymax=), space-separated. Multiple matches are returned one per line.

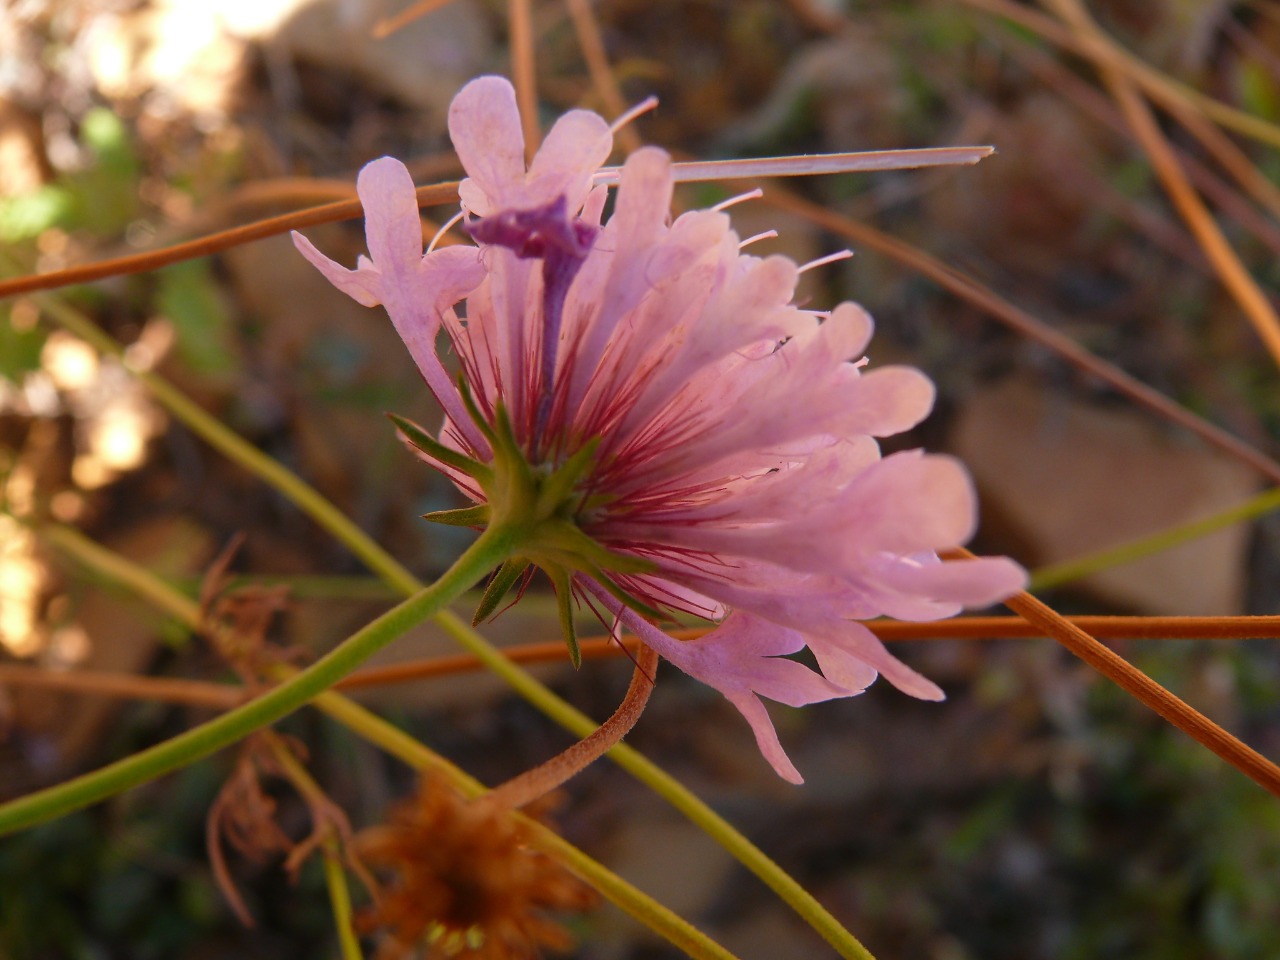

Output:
xmin=371 ymin=0 xmax=461 ymax=38
xmin=510 ymin=0 xmax=540 ymax=161
xmin=214 ymin=177 xmax=359 ymax=210
xmin=0 ymin=152 xmax=994 ymax=302
xmin=213 ymin=154 xmax=459 ymax=214
xmin=0 ymin=663 xmax=243 ymax=707
xmin=1164 ymin=89 xmax=1280 ymax=226
xmin=1003 ymin=0 xmax=1280 ymax=225
xmin=759 ymin=184 xmax=1280 ymax=485
xmin=564 ymin=0 xmax=643 ymax=154
xmin=605 ymin=148 xmax=994 ymax=186
xmin=262 ymin=614 xmax=1280 ymax=690
xmin=869 ymin=615 xmax=1280 ymax=641
xmin=482 ymin=644 xmax=659 ymax=811
xmin=959 ymin=0 xmax=1280 ymax=151
xmin=0 ymin=183 xmax=460 ymax=299
xmin=953 ymin=550 xmax=1280 ymax=798
xmin=1045 ymin=0 xmax=1280 ymax=369
xmin=3 ymin=616 xmax=1278 ymax=708
xmin=335 ymin=640 xmax=639 ymax=689
xmin=1006 ymin=40 xmax=1280 ymax=259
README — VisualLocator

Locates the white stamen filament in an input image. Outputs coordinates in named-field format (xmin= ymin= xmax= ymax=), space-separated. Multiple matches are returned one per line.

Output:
xmin=739 ymin=230 xmax=777 ymax=249
xmin=798 ymin=249 xmax=855 ymax=274
xmin=712 ymin=188 xmax=764 ymax=212
xmin=610 ymin=96 xmax=659 ymax=135
xmin=427 ymin=209 xmax=466 ymax=253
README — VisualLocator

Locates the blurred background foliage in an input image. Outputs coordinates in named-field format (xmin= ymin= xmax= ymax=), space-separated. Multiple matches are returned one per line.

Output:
xmin=2 ymin=0 xmax=1280 ymax=957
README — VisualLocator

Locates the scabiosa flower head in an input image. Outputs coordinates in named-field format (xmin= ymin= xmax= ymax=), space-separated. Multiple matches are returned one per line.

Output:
xmin=294 ymin=75 xmax=1026 ymax=783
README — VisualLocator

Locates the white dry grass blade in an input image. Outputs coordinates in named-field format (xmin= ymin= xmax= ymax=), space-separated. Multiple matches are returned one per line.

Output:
xmin=592 ymin=147 xmax=996 ymax=185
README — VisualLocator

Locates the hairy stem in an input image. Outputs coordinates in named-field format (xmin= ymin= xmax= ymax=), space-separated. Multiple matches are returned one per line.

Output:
xmin=484 ymin=644 xmax=659 ymax=810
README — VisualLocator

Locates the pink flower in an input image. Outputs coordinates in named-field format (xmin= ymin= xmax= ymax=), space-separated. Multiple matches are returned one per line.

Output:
xmin=294 ymin=76 xmax=1025 ymax=783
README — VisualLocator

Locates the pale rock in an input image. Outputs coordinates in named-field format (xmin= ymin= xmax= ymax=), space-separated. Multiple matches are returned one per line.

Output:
xmin=951 ymin=377 xmax=1258 ymax=614
xmin=267 ymin=0 xmax=492 ymax=115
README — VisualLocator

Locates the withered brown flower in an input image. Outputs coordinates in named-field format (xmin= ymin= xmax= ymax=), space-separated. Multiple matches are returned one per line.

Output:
xmin=358 ymin=776 xmax=597 ymax=959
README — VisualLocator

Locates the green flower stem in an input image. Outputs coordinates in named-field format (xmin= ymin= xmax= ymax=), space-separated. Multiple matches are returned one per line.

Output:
xmin=41 ymin=523 xmax=204 ymax=623
xmin=313 ymin=692 xmax=740 ymax=960
xmin=42 ymin=525 xmax=740 ymax=960
xmin=34 ymin=298 xmax=875 ymax=960
xmin=0 ymin=523 xmax=515 ymax=837
xmin=44 ymin=522 xmax=875 ymax=960
xmin=1029 ymin=484 xmax=1280 ymax=592
xmin=322 ymin=839 xmax=365 ymax=960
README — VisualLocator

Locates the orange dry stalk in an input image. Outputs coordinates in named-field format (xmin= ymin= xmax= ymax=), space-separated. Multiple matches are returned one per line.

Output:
xmin=357 ymin=776 xmax=597 ymax=960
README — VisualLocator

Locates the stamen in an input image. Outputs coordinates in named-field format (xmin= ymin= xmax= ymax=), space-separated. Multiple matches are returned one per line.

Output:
xmin=610 ymin=95 xmax=659 ymax=136
xmin=427 ymin=209 xmax=466 ymax=253
xmin=713 ymin=188 xmax=763 ymax=212
xmin=739 ymin=230 xmax=777 ymax=249
xmin=798 ymin=249 xmax=854 ymax=274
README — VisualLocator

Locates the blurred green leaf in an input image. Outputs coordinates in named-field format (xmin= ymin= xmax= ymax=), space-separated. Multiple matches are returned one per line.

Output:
xmin=0 ymin=185 xmax=75 ymax=242
xmin=70 ymin=108 xmax=142 ymax=235
xmin=156 ymin=260 xmax=239 ymax=379
xmin=0 ymin=306 xmax=46 ymax=382
xmin=1238 ymin=61 xmax=1279 ymax=124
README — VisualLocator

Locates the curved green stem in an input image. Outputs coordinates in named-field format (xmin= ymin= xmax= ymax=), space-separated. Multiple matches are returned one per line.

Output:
xmin=41 ymin=525 xmax=740 ymax=960
xmin=44 ymin=522 xmax=873 ymax=959
xmin=322 ymin=839 xmax=365 ymax=960
xmin=33 ymin=296 xmax=875 ymax=958
xmin=0 ymin=524 xmax=514 ymax=836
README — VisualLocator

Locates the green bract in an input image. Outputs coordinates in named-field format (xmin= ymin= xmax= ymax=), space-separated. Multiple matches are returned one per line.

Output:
xmin=390 ymin=390 xmax=657 ymax=669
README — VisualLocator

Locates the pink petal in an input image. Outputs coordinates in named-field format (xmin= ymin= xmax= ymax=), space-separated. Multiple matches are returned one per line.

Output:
xmin=526 ymin=108 xmax=612 ymax=210
xmin=665 ymin=567 xmax=943 ymax=700
xmin=566 ymin=147 xmax=675 ymax=410
xmin=724 ymin=691 xmax=805 ymax=784
xmin=823 ymin=301 xmax=875 ymax=358
xmin=871 ymin=554 xmax=1028 ymax=610
xmin=809 ymin=621 xmax=946 ymax=701
xmin=291 ymin=232 xmax=382 ymax=307
xmin=416 ymin=244 xmax=488 ymax=311
xmin=357 ymin=157 xmax=425 ymax=275
xmin=838 ymin=452 xmax=977 ymax=557
xmin=581 ymin=580 xmax=844 ymax=783
xmin=449 ymin=76 xmax=526 ymax=216
xmin=834 ymin=365 xmax=936 ymax=437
